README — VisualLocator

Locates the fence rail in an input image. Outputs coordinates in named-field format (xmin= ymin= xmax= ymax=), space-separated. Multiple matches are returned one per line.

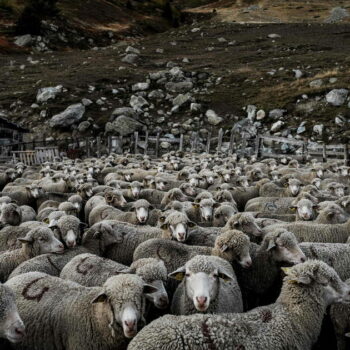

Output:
xmin=1 ymin=130 xmax=349 ymax=165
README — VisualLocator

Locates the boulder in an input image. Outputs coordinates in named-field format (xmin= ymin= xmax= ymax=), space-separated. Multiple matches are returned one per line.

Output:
xmin=326 ymin=89 xmax=348 ymax=106
xmin=105 ymin=116 xmax=143 ymax=136
xmin=36 ymin=85 xmax=63 ymax=103
xmin=49 ymin=103 xmax=85 ymax=128
xmin=206 ymin=110 xmax=223 ymax=125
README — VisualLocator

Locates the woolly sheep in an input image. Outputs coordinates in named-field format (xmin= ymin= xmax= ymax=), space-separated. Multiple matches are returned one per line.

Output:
xmin=8 ymin=222 xmax=120 ymax=278
xmin=128 ymin=260 xmax=350 ymax=350
xmin=60 ymin=255 xmax=168 ymax=309
xmin=0 ymin=203 xmax=22 ymax=228
xmin=6 ymin=272 xmax=157 ymax=349
xmin=0 ymin=283 xmax=25 ymax=344
xmin=88 ymin=204 xmax=123 ymax=226
xmin=0 ymin=227 xmax=64 ymax=282
xmin=185 ymin=198 xmax=218 ymax=223
xmin=56 ymin=215 xmax=83 ymax=248
xmin=213 ymin=204 xmax=237 ymax=227
xmin=170 ymin=255 xmax=243 ymax=315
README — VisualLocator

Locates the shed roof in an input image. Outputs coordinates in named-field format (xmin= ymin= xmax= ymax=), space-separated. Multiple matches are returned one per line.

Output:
xmin=0 ymin=116 xmax=29 ymax=133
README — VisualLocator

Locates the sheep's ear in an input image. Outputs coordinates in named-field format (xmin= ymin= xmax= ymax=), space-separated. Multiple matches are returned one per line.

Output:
xmin=284 ymin=183 xmax=289 ymax=187
xmin=187 ymin=221 xmax=196 ymax=228
xmin=217 ymin=269 xmax=233 ymax=282
xmin=194 ymin=198 xmax=200 ymax=204
xmin=213 ymin=202 xmax=221 ymax=209
xmin=192 ymin=203 xmax=199 ymax=208
xmin=233 ymin=221 xmax=240 ymax=228
xmin=92 ymin=293 xmax=108 ymax=304
xmin=327 ymin=211 xmax=335 ymax=219
xmin=143 ymin=284 xmax=159 ymax=294
xmin=149 ymin=204 xmax=154 ymax=210
xmin=289 ymin=206 xmax=297 ymax=211
xmin=266 ymin=239 xmax=276 ymax=251
xmin=158 ymin=215 xmax=166 ymax=223
xmin=43 ymin=218 xmax=50 ymax=224
xmin=219 ymin=243 xmax=228 ymax=253
xmin=18 ymin=236 xmax=34 ymax=244
xmin=312 ymin=204 xmax=319 ymax=210
xmin=160 ymin=223 xmax=168 ymax=230
xmin=168 ymin=267 xmax=186 ymax=281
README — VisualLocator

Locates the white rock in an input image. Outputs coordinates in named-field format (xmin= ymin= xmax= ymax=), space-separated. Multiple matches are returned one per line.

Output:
xmin=82 ymin=98 xmax=93 ymax=106
xmin=268 ymin=33 xmax=281 ymax=39
xmin=256 ymin=109 xmax=266 ymax=120
xmin=206 ymin=110 xmax=223 ymax=126
xmin=125 ymin=46 xmax=140 ymax=55
xmin=313 ymin=124 xmax=324 ymax=135
xmin=49 ymin=103 xmax=85 ymax=128
xmin=36 ymin=85 xmax=63 ymax=103
xmin=326 ymin=89 xmax=348 ymax=106
xmin=14 ymin=34 xmax=33 ymax=47
xmin=132 ymin=82 xmax=150 ymax=92
xmin=246 ymin=105 xmax=257 ymax=120
xmin=130 ymin=95 xmax=148 ymax=111
xmin=271 ymin=120 xmax=284 ymax=132
xmin=293 ymin=69 xmax=303 ymax=79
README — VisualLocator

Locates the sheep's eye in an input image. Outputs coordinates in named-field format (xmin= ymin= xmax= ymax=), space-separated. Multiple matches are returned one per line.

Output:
xmin=185 ymin=273 xmax=190 ymax=277
xmin=215 ymin=214 xmax=220 ymax=219
xmin=39 ymin=237 xmax=45 ymax=242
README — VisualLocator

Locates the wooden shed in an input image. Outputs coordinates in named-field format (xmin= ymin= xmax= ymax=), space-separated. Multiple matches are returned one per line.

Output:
xmin=0 ymin=116 xmax=28 ymax=145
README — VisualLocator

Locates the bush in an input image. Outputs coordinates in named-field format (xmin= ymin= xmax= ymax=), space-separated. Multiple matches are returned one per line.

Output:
xmin=16 ymin=0 xmax=60 ymax=35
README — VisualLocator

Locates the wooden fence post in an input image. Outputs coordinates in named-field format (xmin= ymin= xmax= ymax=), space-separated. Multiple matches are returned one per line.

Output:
xmin=179 ymin=134 xmax=184 ymax=152
xmin=241 ymin=133 xmax=247 ymax=157
xmin=344 ymin=144 xmax=349 ymax=166
xmin=96 ymin=136 xmax=101 ymax=158
xmin=191 ymin=132 xmax=197 ymax=153
xmin=322 ymin=144 xmax=327 ymax=163
xmin=254 ymin=135 xmax=261 ymax=159
xmin=155 ymin=133 xmax=160 ymax=157
xmin=134 ymin=132 xmax=139 ymax=154
xmin=217 ymin=128 xmax=223 ymax=153
xmin=206 ymin=132 xmax=211 ymax=154
xmin=144 ymin=131 xmax=149 ymax=155
xmin=229 ymin=128 xmax=235 ymax=155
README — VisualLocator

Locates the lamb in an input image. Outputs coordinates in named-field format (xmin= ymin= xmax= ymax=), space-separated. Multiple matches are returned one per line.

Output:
xmin=133 ymin=230 xmax=252 ymax=276
xmin=60 ymin=255 xmax=168 ymax=309
xmin=104 ymin=212 xmax=194 ymax=265
xmin=213 ymin=204 xmax=237 ymax=227
xmin=0 ymin=283 xmax=25 ymax=344
xmin=8 ymin=222 xmax=121 ymax=278
xmin=234 ymin=228 xmax=306 ymax=309
xmin=128 ymin=260 xmax=350 ymax=350
xmin=268 ymin=218 xmax=350 ymax=243
xmin=6 ymin=272 xmax=157 ymax=350
xmin=170 ymin=255 xmax=243 ymax=315
xmin=0 ymin=227 xmax=64 ymax=282
xmin=88 ymin=204 xmax=123 ymax=226
xmin=112 ymin=199 xmax=160 ymax=225
xmin=290 ymin=198 xmax=318 ymax=221
xmin=185 ymin=198 xmax=218 ymax=223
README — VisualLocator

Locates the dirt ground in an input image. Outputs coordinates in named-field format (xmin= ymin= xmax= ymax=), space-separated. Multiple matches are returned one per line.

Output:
xmin=1 ymin=19 xmax=350 ymax=141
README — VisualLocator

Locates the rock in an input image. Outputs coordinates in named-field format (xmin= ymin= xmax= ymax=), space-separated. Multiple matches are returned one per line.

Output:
xmin=295 ymin=101 xmax=319 ymax=114
xmin=246 ymin=105 xmax=257 ymax=120
xmin=325 ymin=7 xmax=349 ymax=23
xmin=121 ymin=54 xmax=139 ymax=65
xmin=206 ymin=110 xmax=223 ymax=126
xmin=111 ymin=107 xmax=135 ymax=120
xmin=297 ymin=122 xmax=306 ymax=134
xmin=228 ymin=41 xmax=236 ymax=46
xmin=14 ymin=34 xmax=33 ymax=47
xmin=125 ymin=46 xmax=140 ymax=55
xmin=217 ymin=37 xmax=227 ymax=43
xmin=161 ymin=142 xmax=171 ymax=149
xmin=148 ymin=90 xmax=165 ymax=99
xmin=256 ymin=109 xmax=266 ymax=120
xmin=105 ymin=116 xmax=143 ymax=136
xmin=313 ymin=124 xmax=323 ymax=135
xmin=156 ymin=48 xmax=164 ymax=54
xmin=78 ymin=121 xmax=91 ymax=133
xmin=132 ymin=82 xmax=150 ymax=92
xmin=165 ymin=81 xmax=193 ymax=93
xmin=326 ymin=89 xmax=348 ymax=106
xmin=293 ymin=69 xmax=303 ymax=79
xmin=173 ymin=93 xmax=191 ymax=107
xmin=190 ymin=103 xmax=201 ymax=112
xmin=335 ymin=115 xmax=346 ymax=126
xmin=329 ymin=78 xmax=338 ymax=84
xmin=268 ymin=33 xmax=281 ymax=39
xmin=269 ymin=109 xmax=286 ymax=119
xmin=130 ymin=95 xmax=148 ymax=111
xmin=271 ymin=120 xmax=284 ymax=132
xmin=82 ymin=98 xmax=93 ymax=106
xmin=49 ymin=103 xmax=85 ymax=128
xmin=191 ymin=28 xmax=201 ymax=33
xmin=309 ymin=79 xmax=323 ymax=88
xmin=36 ymin=85 xmax=63 ymax=103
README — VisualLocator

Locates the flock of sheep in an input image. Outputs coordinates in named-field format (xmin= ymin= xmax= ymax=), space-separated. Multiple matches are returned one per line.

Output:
xmin=0 ymin=152 xmax=350 ymax=349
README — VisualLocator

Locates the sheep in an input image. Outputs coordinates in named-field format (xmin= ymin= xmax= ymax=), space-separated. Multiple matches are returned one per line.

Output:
xmin=19 ymin=205 xmax=36 ymax=223
xmin=76 ymin=183 xmax=93 ymax=201
xmin=8 ymin=222 xmax=121 ymax=278
xmin=0 ymin=283 xmax=25 ymax=344
xmin=0 ymin=169 xmax=17 ymax=190
xmin=170 ymin=255 xmax=243 ymax=315
xmin=58 ymin=202 xmax=79 ymax=217
xmin=67 ymin=194 xmax=83 ymax=212
xmin=179 ymin=183 xmax=196 ymax=197
xmin=330 ymin=278 xmax=350 ymax=350
xmin=88 ymin=204 xmax=123 ymax=226
xmin=104 ymin=213 xmax=194 ymax=265
xmin=212 ymin=204 xmax=237 ymax=227
xmin=60 ymin=255 xmax=168 ymax=309
xmin=259 ymin=178 xmax=303 ymax=197
xmin=289 ymin=198 xmax=318 ymax=221
xmin=0 ymin=227 xmax=64 ymax=282
xmin=128 ymin=260 xmax=350 ymax=350
xmin=133 ymin=230 xmax=252 ymax=277
xmin=56 ymin=215 xmax=83 ymax=248
xmin=268 ymin=218 xmax=350 ymax=243
xmin=0 ymin=203 xmax=22 ymax=228
xmin=315 ymin=203 xmax=349 ymax=224
xmin=185 ymin=198 xmax=218 ymax=223
xmin=234 ymin=228 xmax=306 ymax=309
xmin=6 ymin=272 xmax=157 ymax=350
xmin=122 ymin=181 xmax=144 ymax=201
xmin=37 ymin=200 xmax=59 ymax=213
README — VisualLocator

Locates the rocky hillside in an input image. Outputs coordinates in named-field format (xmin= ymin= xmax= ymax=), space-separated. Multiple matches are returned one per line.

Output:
xmin=1 ymin=0 xmax=350 ymax=146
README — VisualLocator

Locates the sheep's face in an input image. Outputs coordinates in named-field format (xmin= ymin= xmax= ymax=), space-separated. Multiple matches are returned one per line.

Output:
xmin=143 ymin=279 xmax=168 ymax=309
xmin=237 ymin=177 xmax=249 ymax=188
xmin=287 ymin=179 xmax=302 ymax=196
xmin=135 ymin=206 xmax=149 ymax=224
xmin=228 ymin=216 xmax=263 ymax=238
xmin=96 ymin=275 xmax=157 ymax=339
xmin=0 ymin=285 xmax=25 ymax=343
xmin=0 ymin=203 xmax=22 ymax=228
xmin=213 ymin=206 xmax=236 ymax=227
xmin=291 ymin=199 xmax=316 ymax=221
xmin=129 ymin=183 xmax=143 ymax=198
xmin=169 ymin=222 xmax=188 ymax=242
xmin=20 ymin=228 xmax=64 ymax=254
xmin=57 ymin=216 xmax=81 ymax=248
xmin=198 ymin=199 xmax=216 ymax=222
xmin=222 ymin=171 xmax=231 ymax=182
xmin=155 ymin=179 xmax=168 ymax=191
xmin=181 ymin=184 xmax=196 ymax=197
xmin=266 ymin=231 xmax=306 ymax=265
xmin=124 ymin=172 xmax=134 ymax=182
xmin=189 ymin=176 xmax=199 ymax=187
xmin=269 ymin=162 xmax=277 ymax=171
xmin=5 ymin=169 xmax=17 ymax=181
xmin=312 ymin=178 xmax=321 ymax=189
xmin=335 ymin=185 xmax=346 ymax=198
xmin=105 ymin=192 xmax=127 ymax=208
xmin=323 ymin=206 xmax=348 ymax=224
